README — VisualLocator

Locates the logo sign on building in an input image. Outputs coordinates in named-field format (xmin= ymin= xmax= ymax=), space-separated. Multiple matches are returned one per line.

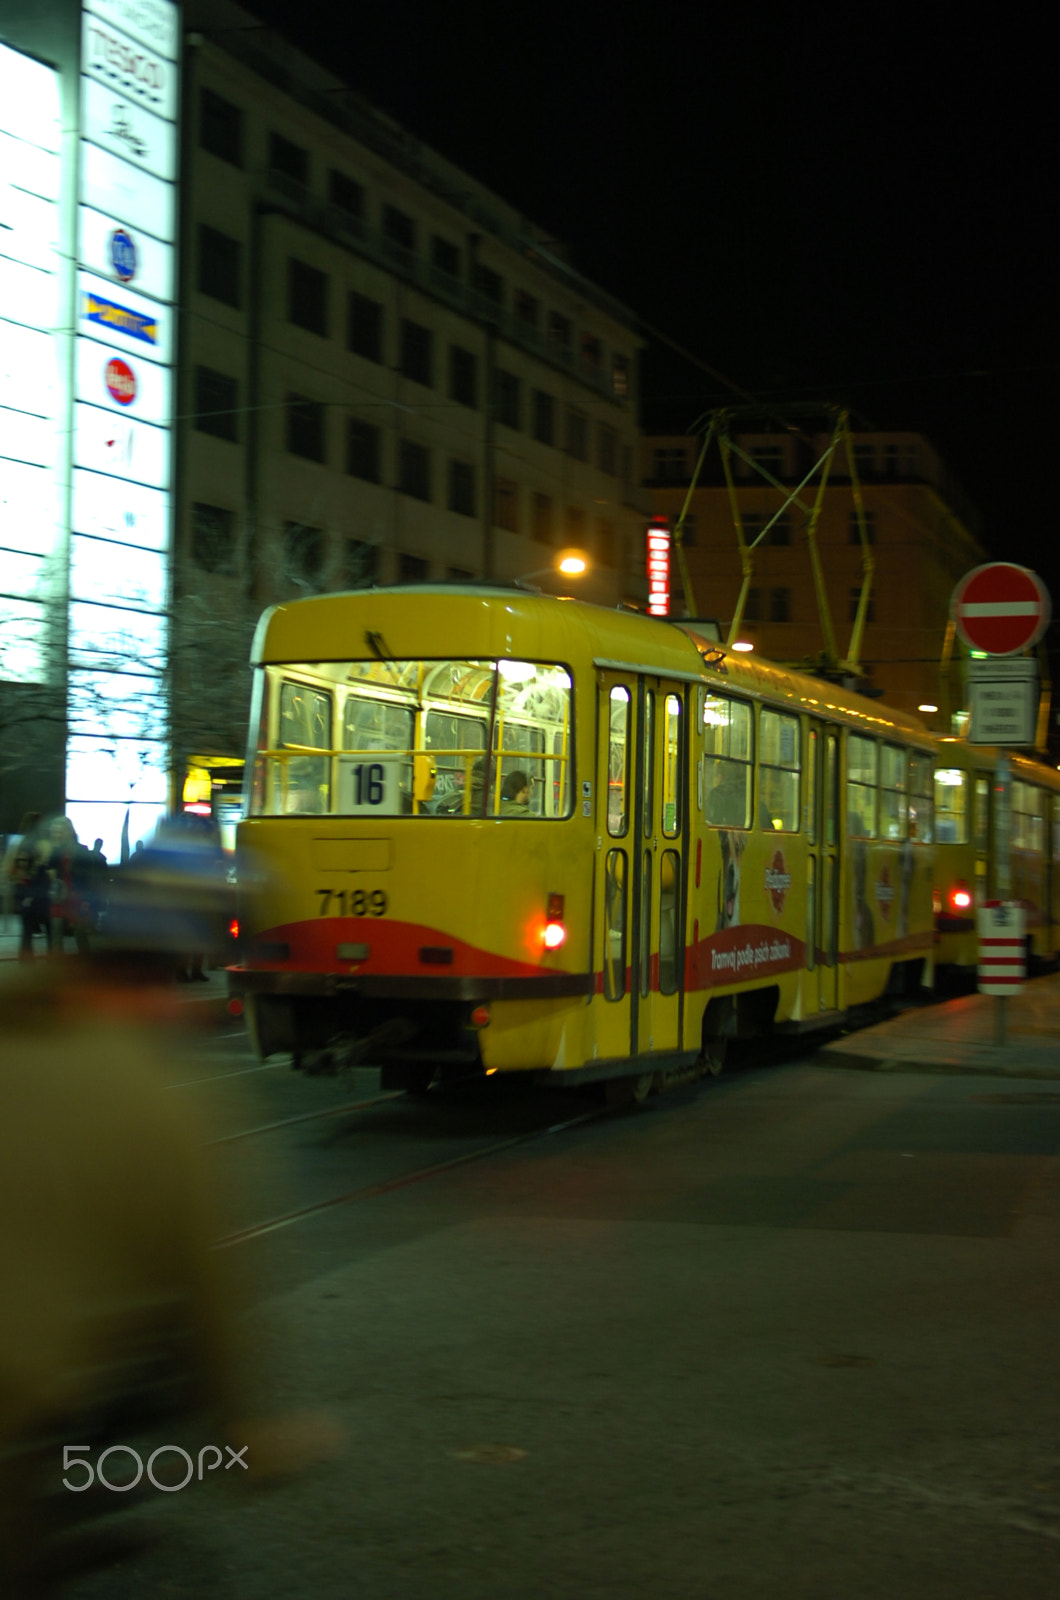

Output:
xmin=951 ymin=563 xmax=1051 ymax=656
xmin=67 ymin=0 xmax=179 ymax=860
xmin=646 ymin=518 xmax=670 ymax=617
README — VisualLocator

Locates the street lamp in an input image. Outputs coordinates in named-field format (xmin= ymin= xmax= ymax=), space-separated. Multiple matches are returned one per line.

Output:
xmin=513 ymin=550 xmax=591 ymax=590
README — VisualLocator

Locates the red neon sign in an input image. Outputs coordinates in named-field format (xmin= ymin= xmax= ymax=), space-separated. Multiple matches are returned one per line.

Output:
xmin=646 ymin=520 xmax=670 ymax=616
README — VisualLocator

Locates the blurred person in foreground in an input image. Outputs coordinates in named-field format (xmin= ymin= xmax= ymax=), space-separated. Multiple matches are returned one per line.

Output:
xmin=0 ymin=939 xmax=341 ymax=1594
xmin=120 ymin=812 xmax=230 ymax=982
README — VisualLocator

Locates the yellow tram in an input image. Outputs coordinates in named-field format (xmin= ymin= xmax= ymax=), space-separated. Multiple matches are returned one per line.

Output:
xmin=933 ymin=739 xmax=1060 ymax=972
xmin=229 ymin=587 xmax=936 ymax=1092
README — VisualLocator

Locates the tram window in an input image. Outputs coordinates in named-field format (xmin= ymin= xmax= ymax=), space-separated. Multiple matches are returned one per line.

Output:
xmin=659 ymin=850 xmax=680 ymax=995
xmin=975 ymin=776 xmax=990 ymax=853
xmin=642 ymin=691 xmax=654 ymax=837
xmin=344 ymin=697 xmax=414 ymax=807
xmin=426 ymin=711 xmax=487 ymax=812
xmin=759 ymin=709 xmax=800 ymax=831
xmin=279 ymin=680 xmax=332 ymax=813
xmin=639 ymin=849 xmax=652 ymax=997
xmin=1052 ymin=796 xmax=1060 ymax=862
xmin=806 ymin=729 xmax=818 ymax=844
xmin=1013 ymin=782 xmax=1045 ymax=852
xmin=494 ymin=720 xmax=546 ymax=814
xmin=604 ymin=849 xmax=627 ymax=1000
xmin=879 ymin=744 xmax=908 ymax=840
xmin=608 ymin=686 xmax=631 ymax=837
xmin=846 ymin=736 xmax=878 ymax=838
xmin=703 ymin=695 xmax=751 ymax=829
xmin=908 ymin=752 xmax=933 ymax=843
xmin=934 ymin=768 xmax=967 ymax=843
xmin=662 ymin=694 xmax=682 ymax=837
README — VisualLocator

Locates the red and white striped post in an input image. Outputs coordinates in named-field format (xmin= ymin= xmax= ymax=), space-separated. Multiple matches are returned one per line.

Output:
xmin=977 ymin=900 xmax=1026 ymax=1045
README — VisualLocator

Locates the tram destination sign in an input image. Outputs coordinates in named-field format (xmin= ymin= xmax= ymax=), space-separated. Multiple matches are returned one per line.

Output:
xmin=951 ymin=562 xmax=1051 ymax=656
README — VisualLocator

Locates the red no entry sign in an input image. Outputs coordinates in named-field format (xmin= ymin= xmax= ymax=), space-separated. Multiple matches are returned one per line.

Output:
xmin=951 ymin=563 xmax=1051 ymax=656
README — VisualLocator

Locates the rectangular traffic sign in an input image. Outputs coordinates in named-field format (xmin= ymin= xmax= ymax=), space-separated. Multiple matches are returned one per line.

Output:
xmin=967 ymin=672 xmax=1039 ymax=745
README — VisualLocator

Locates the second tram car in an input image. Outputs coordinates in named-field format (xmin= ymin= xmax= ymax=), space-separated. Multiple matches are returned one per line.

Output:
xmin=229 ymin=588 xmax=936 ymax=1093
xmin=933 ymin=739 xmax=1060 ymax=972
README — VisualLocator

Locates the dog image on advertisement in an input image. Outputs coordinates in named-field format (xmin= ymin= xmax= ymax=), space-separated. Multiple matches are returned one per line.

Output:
xmin=716 ymin=829 xmax=746 ymax=930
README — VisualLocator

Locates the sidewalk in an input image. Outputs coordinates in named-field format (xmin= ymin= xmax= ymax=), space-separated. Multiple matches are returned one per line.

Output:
xmin=818 ymin=972 xmax=1060 ymax=1079
xmin=0 ymin=916 xmax=231 ymax=1009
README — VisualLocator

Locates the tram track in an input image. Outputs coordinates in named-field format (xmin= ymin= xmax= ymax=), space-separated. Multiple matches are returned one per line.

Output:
xmin=213 ymin=1101 xmax=605 ymax=1249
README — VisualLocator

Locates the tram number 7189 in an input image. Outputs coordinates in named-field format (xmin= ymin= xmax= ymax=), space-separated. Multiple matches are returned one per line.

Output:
xmin=317 ymin=888 xmax=388 ymax=917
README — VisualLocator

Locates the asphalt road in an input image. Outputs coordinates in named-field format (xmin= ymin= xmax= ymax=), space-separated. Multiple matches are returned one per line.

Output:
xmin=60 ymin=1020 xmax=1060 ymax=1599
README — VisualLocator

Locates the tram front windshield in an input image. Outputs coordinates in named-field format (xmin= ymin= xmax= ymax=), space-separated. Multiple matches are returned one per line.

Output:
xmin=249 ymin=658 xmax=574 ymax=819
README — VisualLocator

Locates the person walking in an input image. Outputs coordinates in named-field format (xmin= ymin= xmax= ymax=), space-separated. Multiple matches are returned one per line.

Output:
xmin=5 ymin=812 xmax=51 ymax=962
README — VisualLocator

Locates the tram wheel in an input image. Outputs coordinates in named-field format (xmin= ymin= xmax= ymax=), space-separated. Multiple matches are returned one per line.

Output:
xmin=404 ymin=1066 xmax=436 ymax=1096
xmin=605 ymin=1072 xmax=655 ymax=1109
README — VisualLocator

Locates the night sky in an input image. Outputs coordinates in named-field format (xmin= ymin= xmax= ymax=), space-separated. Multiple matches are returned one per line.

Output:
xmin=240 ymin=2 xmax=1059 ymax=608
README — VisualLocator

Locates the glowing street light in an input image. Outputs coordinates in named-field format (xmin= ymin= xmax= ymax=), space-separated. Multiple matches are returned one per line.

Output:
xmin=514 ymin=551 xmax=590 ymax=589
xmin=731 ymin=640 xmax=754 ymax=653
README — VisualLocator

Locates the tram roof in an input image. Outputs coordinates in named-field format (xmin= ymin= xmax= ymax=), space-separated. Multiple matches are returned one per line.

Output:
xmin=252 ymin=586 xmax=932 ymax=745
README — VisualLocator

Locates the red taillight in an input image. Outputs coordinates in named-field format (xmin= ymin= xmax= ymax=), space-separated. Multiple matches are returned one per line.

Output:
xmin=949 ymin=881 xmax=973 ymax=912
xmin=228 ymin=918 xmax=240 ymax=939
xmin=470 ymin=1005 xmax=491 ymax=1029
xmin=226 ymin=997 xmax=244 ymax=1017
xmin=543 ymin=892 xmax=565 ymax=949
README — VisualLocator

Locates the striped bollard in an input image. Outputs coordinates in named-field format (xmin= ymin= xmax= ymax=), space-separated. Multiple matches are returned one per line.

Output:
xmin=977 ymin=901 xmax=1026 ymax=1046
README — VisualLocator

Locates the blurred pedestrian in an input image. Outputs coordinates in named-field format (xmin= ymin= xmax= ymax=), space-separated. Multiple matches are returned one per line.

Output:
xmin=5 ymin=812 xmax=51 ymax=962
xmin=42 ymin=817 xmax=93 ymax=957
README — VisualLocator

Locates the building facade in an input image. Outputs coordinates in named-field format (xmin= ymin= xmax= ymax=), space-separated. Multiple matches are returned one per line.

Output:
xmin=644 ymin=422 xmax=986 ymax=724
xmin=174 ymin=0 xmax=645 ymax=774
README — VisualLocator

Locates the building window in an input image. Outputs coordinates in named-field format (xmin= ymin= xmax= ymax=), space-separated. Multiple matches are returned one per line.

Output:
xmin=448 ymin=460 xmax=475 ymax=517
xmin=565 ymin=407 xmax=589 ymax=460
xmin=494 ymin=369 xmax=520 ymax=429
xmin=269 ymin=132 xmax=308 ymax=187
xmin=288 ymin=258 xmax=327 ymax=336
xmin=346 ymin=418 xmax=381 ymax=483
xmin=474 ymin=263 xmax=503 ymax=304
xmin=531 ymin=492 xmax=553 ymax=544
xmin=883 ymin=443 xmax=901 ymax=477
xmin=399 ymin=552 xmax=429 ymax=583
xmin=532 ymin=389 xmax=555 ymax=445
xmin=612 ymin=354 xmax=630 ymax=395
xmin=449 ymin=346 xmax=477 ymax=407
xmin=653 ymin=446 xmax=685 ymax=481
xmin=581 ymin=333 xmax=601 ymax=373
xmin=431 ymin=236 xmax=460 ymax=278
xmin=286 ymin=394 xmax=326 ymax=462
xmin=398 ymin=440 xmax=430 ymax=501
xmin=598 ymin=424 xmax=618 ymax=476
xmin=767 ymin=514 xmax=791 ymax=546
xmin=191 ymin=502 xmax=235 ymax=575
xmin=348 ymin=292 xmax=383 ymax=362
xmin=383 ymin=205 xmax=416 ymax=252
xmin=849 ymin=587 xmax=876 ymax=622
xmin=769 ymin=587 xmax=791 ymax=623
xmin=853 ymin=444 xmax=875 ymax=479
xmin=200 ymin=88 xmax=242 ymax=166
xmin=197 ymin=225 xmax=241 ymax=307
xmin=548 ymin=311 xmax=571 ymax=351
xmin=750 ymin=444 xmax=784 ymax=477
xmin=515 ymin=289 xmax=538 ymax=326
xmin=744 ymin=587 xmax=761 ymax=622
xmin=493 ymin=477 xmax=518 ymax=532
xmin=848 ymin=511 xmax=877 ymax=544
xmin=566 ymin=506 xmax=586 ymax=545
xmin=596 ymin=519 xmax=617 ymax=566
xmin=400 ymin=320 xmax=433 ymax=386
xmin=283 ymin=521 xmax=324 ymax=591
xmin=343 ymin=538 xmax=377 ymax=588
xmin=193 ymin=367 xmax=238 ymax=442
xmin=329 ymin=170 xmax=364 ymax=221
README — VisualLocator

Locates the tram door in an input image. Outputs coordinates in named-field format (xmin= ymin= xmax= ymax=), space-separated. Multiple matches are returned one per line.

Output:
xmin=594 ymin=675 xmax=685 ymax=1063
xmin=632 ymin=679 xmax=684 ymax=1057
xmin=807 ymin=722 xmax=840 ymax=1012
